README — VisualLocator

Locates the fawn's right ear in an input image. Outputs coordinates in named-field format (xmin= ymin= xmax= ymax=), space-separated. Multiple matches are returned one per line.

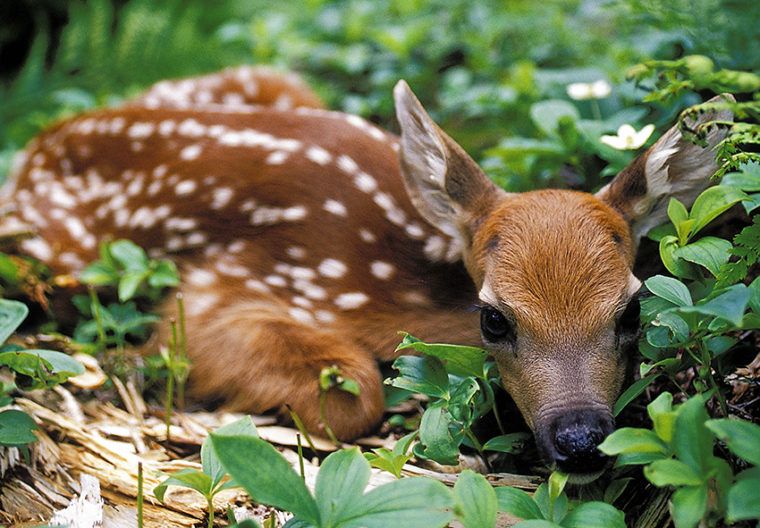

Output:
xmin=596 ymin=95 xmax=735 ymax=240
xmin=394 ymin=80 xmax=507 ymax=259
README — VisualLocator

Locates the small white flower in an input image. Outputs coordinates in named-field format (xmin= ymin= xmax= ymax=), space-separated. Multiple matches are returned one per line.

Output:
xmin=600 ymin=123 xmax=655 ymax=150
xmin=566 ymin=80 xmax=612 ymax=100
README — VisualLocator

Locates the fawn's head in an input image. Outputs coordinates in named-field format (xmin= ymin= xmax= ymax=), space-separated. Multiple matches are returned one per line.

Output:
xmin=394 ymin=81 xmax=732 ymax=479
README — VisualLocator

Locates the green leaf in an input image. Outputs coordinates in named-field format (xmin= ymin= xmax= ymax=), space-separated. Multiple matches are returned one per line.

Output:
xmin=548 ymin=472 xmax=568 ymax=505
xmin=316 ymin=448 xmax=370 ymax=527
xmin=648 ymin=393 xmax=676 ymax=444
xmin=453 ymin=470 xmax=497 ymax=528
xmin=672 ymin=396 xmax=712 ymax=475
xmin=678 ymin=283 xmax=750 ymax=327
xmin=510 ymin=521 xmax=561 ymax=528
xmin=209 ymin=434 xmax=320 ymax=525
xmin=495 ymin=486 xmax=543 ymax=520
xmin=674 ymin=237 xmax=732 ymax=277
xmin=0 ymin=299 xmax=29 ymax=345
xmin=530 ymin=100 xmax=580 ymax=136
xmin=727 ymin=471 xmax=760 ymax=522
xmin=560 ymin=501 xmax=626 ymax=528
xmin=483 ymin=433 xmax=531 ymax=453
xmin=0 ymin=409 xmax=38 ymax=445
xmin=396 ymin=334 xmax=488 ymax=379
xmin=109 ymin=239 xmax=149 ymax=271
xmin=597 ymin=428 xmax=668 ymax=456
xmin=705 ymin=418 xmax=760 ymax=466
xmin=644 ymin=459 xmax=703 ymax=487
xmin=79 ymin=261 xmax=119 ymax=286
xmin=0 ymin=349 xmax=85 ymax=385
xmin=386 ymin=355 xmax=449 ymax=399
xmin=670 ymin=485 xmax=707 ymax=528
xmin=118 ymin=270 xmax=149 ymax=302
xmin=201 ymin=417 xmax=258 ymax=488
xmin=659 ymin=236 xmax=698 ymax=279
xmin=533 ymin=483 xmax=567 ymax=523
xmin=417 ymin=405 xmax=461 ymax=465
xmin=613 ymin=374 xmax=661 ymax=417
xmin=688 ymin=186 xmax=748 ymax=238
xmin=749 ymin=276 xmax=760 ymax=314
xmin=337 ymin=476 xmax=454 ymax=528
xmin=652 ymin=312 xmax=690 ymax=344
xmin=644 ymin=275 xmax=692 ymax=306
xmin=154 ymin=468 xmax=213 ymax=502
xmin=667 ymin=198 xmax=689 ymax=229
xmin=148 ymin=260 xmax=180 ymax=288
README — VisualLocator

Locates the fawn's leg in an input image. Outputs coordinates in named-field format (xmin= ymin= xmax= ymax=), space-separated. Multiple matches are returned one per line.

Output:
xmin=162 ymin=279 xmax=386 ymax=440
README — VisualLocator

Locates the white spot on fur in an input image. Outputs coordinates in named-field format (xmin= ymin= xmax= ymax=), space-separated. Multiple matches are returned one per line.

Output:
xmin=287 ymin=246 xmax=307 ymax=260
xmin=216 ymin=261 xmax=249 ymax=277
xmin=323 ymin=199 xmax=347 ymax=217
xmin=21 ymin=238 xmax=53 ymax=262
xmin=264 ymin=275 xmax=287 ymax=288
xmin=318 ymin=258 xmax=347 ymax=278
xmin=359 ymin=229 xmax=376 ymax=243
xmin=288 ymin=307 xmax=314 ymax=324
xmin=424 ymin=235 xmax=447 ymax=261
xmin=354 ymin=172 xmax=378 ymax=193
xmin=127 ymin=122 xmax=154 ymax=139
xmin=405 ymin=222 xmax=425 ymax=239
xmin=211 ymin=187 xmax=234 ymax=209
xmin=294 ymin=280 xmax=327 ymax=300
xmin=334 ymin=292 xmax=370 ymax=310
xmin=187 ymin=292 xmax=219 ymax=316
xmin=175 ymin=180 xmax=197 ymax=196
xmin=180 ymin=144 xmax=203 ymax=161
xmin=370 ymin=261 xmax=395 ymax=280
xmin=165 ymin=217 xmax=198 ymax=231
xmin=315 ymin=310 xmax=337 ymax=323
xmin=245 ymin=279 xmax=270 ymax=293
xmin=337 ymin=155 xmax=359 ymax=175
xmin=266 ymin=151 xmax=289 ymax=165
xmin=305 ymin=146 xmax=332 ymax=165
xmin=187 ymin=268 xmax=218 ymax=287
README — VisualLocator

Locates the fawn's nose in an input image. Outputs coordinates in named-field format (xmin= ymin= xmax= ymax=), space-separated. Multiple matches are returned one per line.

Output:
xmin=538 ymin=409 xmax=614 ymax=475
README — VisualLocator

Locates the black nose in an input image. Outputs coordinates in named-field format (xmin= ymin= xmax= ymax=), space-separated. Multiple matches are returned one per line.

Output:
xmin=540 ymin=410 xmax=614 ymax=474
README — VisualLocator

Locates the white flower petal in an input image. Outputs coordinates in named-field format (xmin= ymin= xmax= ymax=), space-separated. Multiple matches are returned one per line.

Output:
xmin=567 ymin=82 xmax=593 ymax=100
xmin=591 ymin=80 xmax=612 ymax=98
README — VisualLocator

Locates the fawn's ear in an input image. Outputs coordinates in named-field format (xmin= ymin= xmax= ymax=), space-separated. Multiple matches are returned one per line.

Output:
xmin=394 ymin=80 xmax=506 ymax=254
xmin=596 ymin=95 xmax=735 ymax=240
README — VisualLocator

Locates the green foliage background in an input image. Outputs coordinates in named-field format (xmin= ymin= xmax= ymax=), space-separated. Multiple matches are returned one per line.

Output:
xmin=2 ymin=0 xmax=758 ymax=189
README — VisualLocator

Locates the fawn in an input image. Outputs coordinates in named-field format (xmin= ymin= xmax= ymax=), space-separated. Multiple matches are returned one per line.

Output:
xmin=2 ymin=66 xmax=731 ymax=478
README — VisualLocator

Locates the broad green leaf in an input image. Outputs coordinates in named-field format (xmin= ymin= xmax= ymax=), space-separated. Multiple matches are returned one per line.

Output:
xmin=209 ymin=434 xmax=320 ymax=525
xmin=647 ymin=392 xmax=676 ymax=443
xmin=678 ymin=283 xmax=750 ymax=327
xmin=392 ymin=430 xmax=418 ymax=457
xmin=396 ymin=334 xmax=488 ymax=378
xmin=749 ymin=276 xmax=760 ymax=314
xmin=613 ymin=374 xmax=661 ymax=417
xmin=148 ymin=260 xmax=180 ymax=288
xmin=154 ymin=469 xmax=213 ymax=502
xmin=727 ymin=470 xmax=760 ymax=522
xmin=118 ymin=270 xmax=149 ymax=302
xmin=386 ymin=355 xmax=449 ymax=399
xmin=652 ymin=312 xmax=690 ymax=344
xmin=561 ymin=501 xmax=626 ymax=528
xmin=670 ymin=485 xmax=707 ymax=528
xmin=530 ymin=99 xmax=580 ymax=136
xmin=674 ymin=237 xmax=732 ymax=277
xmin=495 ymin=486 xmax=543 ymax=520
xmin=453 ymin=470 xmax=497 ymax=528
xmin=509 ymin=521 xmax=561 ymax=528
xmin=644 ymin=459 xmax=703 ymax=487
xmin=483 ymin=433 xmax=531 ymax=453
xmin=644 ymin=275 xmax=692 ymax=306
xmin=548 ymin=472 xmax=568 ymax=505
xmin=201 ymin=416 xmax=258 ymax=488
xmin=79 ymin=261 xmax=119 ymax=286
xmin=0 ymin=349 xmax=85 ymax=382
xmin=0 ymin=409 xmax=38 ymax=445
xmin=109 ymin=239 xmax=149 ymax=271
xmin=688 ymin=186 xmax=748 ymax=237
xmin=659 ymin=236 xmax=698 ymax=279
xmin=316 ymin=448 xmax=370 ymax=526
xmin=417 ymin=405 xmax=460 ymax=465
xmin=533 ymin=483 xmax=567 ymax=523
xmin=667 ymin=198 xmax=689 ymax=230
xmin=672 ymin=396 xmax=712 ymax=475
xmin=597 ymin=428 xmax=668 ymax=455
xmin=722 ymin=169 xmax=760 ymax=191
xmin=337 ymin=476 xmax=454 ymax=528
xmin=0 ymin=299 xmax=29 ymax=345
xmin=705 ymin=418 xmax=760 ymax=466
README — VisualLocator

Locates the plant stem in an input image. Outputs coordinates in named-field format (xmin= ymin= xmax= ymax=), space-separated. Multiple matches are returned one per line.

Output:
xmin=165 ymin=319 xmax=178 ymax=445
xmin=176 ymin=293 xmax=187 ymax=412
xmin=296 ymin=433 xmax=305 ymax=481
xmin=207 ymin=495 xmax=214 ymax=528
xmin=88 ymin=287 xmax=107 ymax=352
xmin=319 ymin=389 xmax=340 ymax=445
xmin=137 ymin=462 xmax=144 ymax=528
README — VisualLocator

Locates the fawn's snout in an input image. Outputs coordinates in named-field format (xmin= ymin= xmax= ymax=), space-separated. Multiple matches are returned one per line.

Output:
xmin=535 ymin=407 xmax=615 ymax=477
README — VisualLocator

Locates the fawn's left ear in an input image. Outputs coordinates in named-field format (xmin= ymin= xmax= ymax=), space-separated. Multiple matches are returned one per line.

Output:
xmin=596 ymin=94 xmax=735 ymax=240
xmin=394 ymin=80 xmax=507 ymax=259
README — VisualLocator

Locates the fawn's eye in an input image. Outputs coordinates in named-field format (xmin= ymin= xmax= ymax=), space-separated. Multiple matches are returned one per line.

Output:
xmin=480 ymin=306 xmax=514 ymax=343
xmin=617 ymin=297 xmax=641 ymax=337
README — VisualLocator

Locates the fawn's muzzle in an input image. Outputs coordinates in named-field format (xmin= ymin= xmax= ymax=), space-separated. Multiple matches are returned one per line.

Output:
xmin=536 ymin=408 xmax=614 ymax=475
